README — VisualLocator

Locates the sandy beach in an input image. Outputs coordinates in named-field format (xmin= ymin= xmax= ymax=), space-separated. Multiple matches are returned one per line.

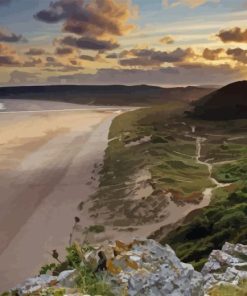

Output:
xmin=0 ymin=101 xmax=123 ymax=291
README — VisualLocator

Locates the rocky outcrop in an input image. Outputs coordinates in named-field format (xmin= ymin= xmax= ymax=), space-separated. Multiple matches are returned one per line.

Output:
xmin=8 ymin=240 xmax=247 ymax=296
xmin=202 ymin=242 xmax=247 ymax=292
xmin=110 ymin=239 xmax=204 ymax=296
xmin=10 ymin=239 xmax=204 ymax=296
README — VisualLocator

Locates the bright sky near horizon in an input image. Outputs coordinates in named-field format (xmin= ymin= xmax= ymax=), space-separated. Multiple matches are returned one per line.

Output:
xmin=1 ymin=0 xmax=247 ymax=86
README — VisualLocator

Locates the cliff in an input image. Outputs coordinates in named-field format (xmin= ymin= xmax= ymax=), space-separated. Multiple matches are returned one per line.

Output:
xmin=5 ymin=240 xmax=247 ymax=296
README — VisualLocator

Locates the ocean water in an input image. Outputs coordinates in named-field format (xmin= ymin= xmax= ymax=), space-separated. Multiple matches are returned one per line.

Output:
xmin=0 ymin=103 xmax=5 ymax=111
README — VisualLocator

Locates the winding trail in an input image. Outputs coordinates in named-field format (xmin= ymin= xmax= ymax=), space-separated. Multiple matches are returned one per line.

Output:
xmin=193 ymin=126 xmax=231 ymax=204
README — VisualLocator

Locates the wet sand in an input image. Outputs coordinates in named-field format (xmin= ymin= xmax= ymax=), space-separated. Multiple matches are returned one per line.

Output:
xmin=0 ymin=104 xmax=122 ymax=291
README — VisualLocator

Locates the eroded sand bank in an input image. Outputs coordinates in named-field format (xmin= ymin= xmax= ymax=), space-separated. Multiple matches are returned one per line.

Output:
xmin=0 ymin=106 xmax=121 ymax=291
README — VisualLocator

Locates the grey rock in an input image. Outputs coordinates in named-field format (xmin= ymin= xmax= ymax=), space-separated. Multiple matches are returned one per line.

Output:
xmin=202 ymin=242 xmax=247 ymax=292
xmin=57 ymin=269 xmax=77 ymax=288
xmin=117 ymin=239 xmax=204 ymax=296
xmin=13 ymin=275 xmax=57 ymax=295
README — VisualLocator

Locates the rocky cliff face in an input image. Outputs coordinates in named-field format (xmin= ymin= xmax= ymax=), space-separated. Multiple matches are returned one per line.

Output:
xmin=7 ymin=240 xmax=247 ymax=296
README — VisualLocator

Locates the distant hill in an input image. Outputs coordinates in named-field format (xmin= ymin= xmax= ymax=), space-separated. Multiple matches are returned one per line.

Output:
xmin=191 ymin=81 xmax=247 ymax=120
xmin=0 ymin=85 xmax=213 ymax=106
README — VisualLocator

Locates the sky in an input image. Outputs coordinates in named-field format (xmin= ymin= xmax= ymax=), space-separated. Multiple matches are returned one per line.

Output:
xmin=0 ymin=0 xmax=247 ymax=86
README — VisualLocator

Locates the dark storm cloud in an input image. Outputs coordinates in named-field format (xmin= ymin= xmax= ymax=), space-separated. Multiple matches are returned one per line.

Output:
xmin=25 ymin=48 xmax=46 ymax=56
xmin=55 ymin=47 xmax=74 ymax=55
xmin=226 ymin=48 xmax=247 ymax=64
xmin=118 ymin=48 xmax=195 ymax=67
xmin=217 ymin=27 xmax=247 ymax=43
xmin=0 ymin=28 xmax=26 ymax=43
xmin=60 ymin=36 xmax=119 ymax=51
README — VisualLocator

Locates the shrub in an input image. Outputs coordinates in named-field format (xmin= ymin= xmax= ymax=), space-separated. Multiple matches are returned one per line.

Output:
xmin=88 ymin=224 xmax=105 ymax=233
xmin=39 ymin=263 xmax=57 ymax=275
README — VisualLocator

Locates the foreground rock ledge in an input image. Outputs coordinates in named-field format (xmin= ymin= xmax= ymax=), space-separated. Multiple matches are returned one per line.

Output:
xmin=7 ymin=240 xmax=247 ymax=296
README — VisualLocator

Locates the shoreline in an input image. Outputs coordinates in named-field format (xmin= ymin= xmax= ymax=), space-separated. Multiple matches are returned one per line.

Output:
xmin=0 ymin=108 xmax=122 ymax=291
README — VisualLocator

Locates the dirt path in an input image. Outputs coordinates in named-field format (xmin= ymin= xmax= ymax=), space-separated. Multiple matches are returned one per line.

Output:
xmin=194 ymin=128 xmax=231 ymax=203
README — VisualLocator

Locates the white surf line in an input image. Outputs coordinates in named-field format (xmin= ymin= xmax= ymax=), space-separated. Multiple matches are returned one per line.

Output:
xmin=0 ymin=107 xmax=127 ymax=114
xmin=0 ymin=103 xmax=6 ymax=111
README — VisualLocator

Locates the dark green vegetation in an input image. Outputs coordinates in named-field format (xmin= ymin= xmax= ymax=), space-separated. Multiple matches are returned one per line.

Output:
xmin=191 ymin=81 xmax=247 ymax=120
xmin=88 ymin=224 xmax=105 ymax=233
xmin=39 ymin=243 xmax=114 ymax=296
xmin=160 ymin=119 xmax=247 ymax=270
xmin=164 ymin=185 xmax=247 ymax=270
xmin=213 ymin=160 xmax=247 ymax=183
xmin=0 ymin=84 xmax=212 ymax=106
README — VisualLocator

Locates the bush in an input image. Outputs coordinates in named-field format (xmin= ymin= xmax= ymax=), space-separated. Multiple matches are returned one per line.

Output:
xmin=151 ymin=135 xmax=168 ymax=143
xmin=88 ymin=224 xmax=105 ymax=233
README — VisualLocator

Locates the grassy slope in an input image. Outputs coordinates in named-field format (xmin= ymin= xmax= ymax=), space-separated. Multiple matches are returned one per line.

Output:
xmin=91 ymin=102 xmax=212 ymax=227
xmin=163 ymin=184 xmax=247 ymax=270
xmin=162 ymin=120 xmax=247 ymax=270
xmin=90 ymin=102 xmax=247 ymax=270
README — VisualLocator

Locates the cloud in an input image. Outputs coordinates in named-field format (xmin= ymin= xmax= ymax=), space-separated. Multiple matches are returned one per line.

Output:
xmin=0 ymin=43 xmax=22 ymax=66
xmin=79 ymin=55 xmax=95 ymax=61
xmin=44 ymin=55 xmax=83 ymax=71
xmin=55 ymin=47 xmax=74 ymax=55
xmin=159 ymin=35 xmax=175 ymax=44
xmin=118 ymin=48 xmax=195 ymax=67
xmin=34 ymin=0 xmax=137 ymax=42
xmin=106 ymin=53 xmax=119 ymax=59
xmin=226 ymin=48 xmax=247 ymax=64
xmin=217 ymin=27 xmax=247 ymax=43
xmin=60 ymin=35 xmax=119 ymax=51
xmin=0 ymin=55 xmax=20 ymax=66
xmin=202 ymin=48 xmax=224 ymax=60
xmin=45 ymin=64 xmax=84 ymax=72
xmin=23 ymin=58 xmax=43 ymax=67
xmin=25 ymin=48 xmax=46 ymax=55
xmin=0 ymin=27 xmax=26 ymax=43
xmin=47 ymin=63 xmax=242 ymax=86
xmin=163 ymin=0 xmax=220 ymax=8
xmin=45 ymin=56 xmax=66 ymax=68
